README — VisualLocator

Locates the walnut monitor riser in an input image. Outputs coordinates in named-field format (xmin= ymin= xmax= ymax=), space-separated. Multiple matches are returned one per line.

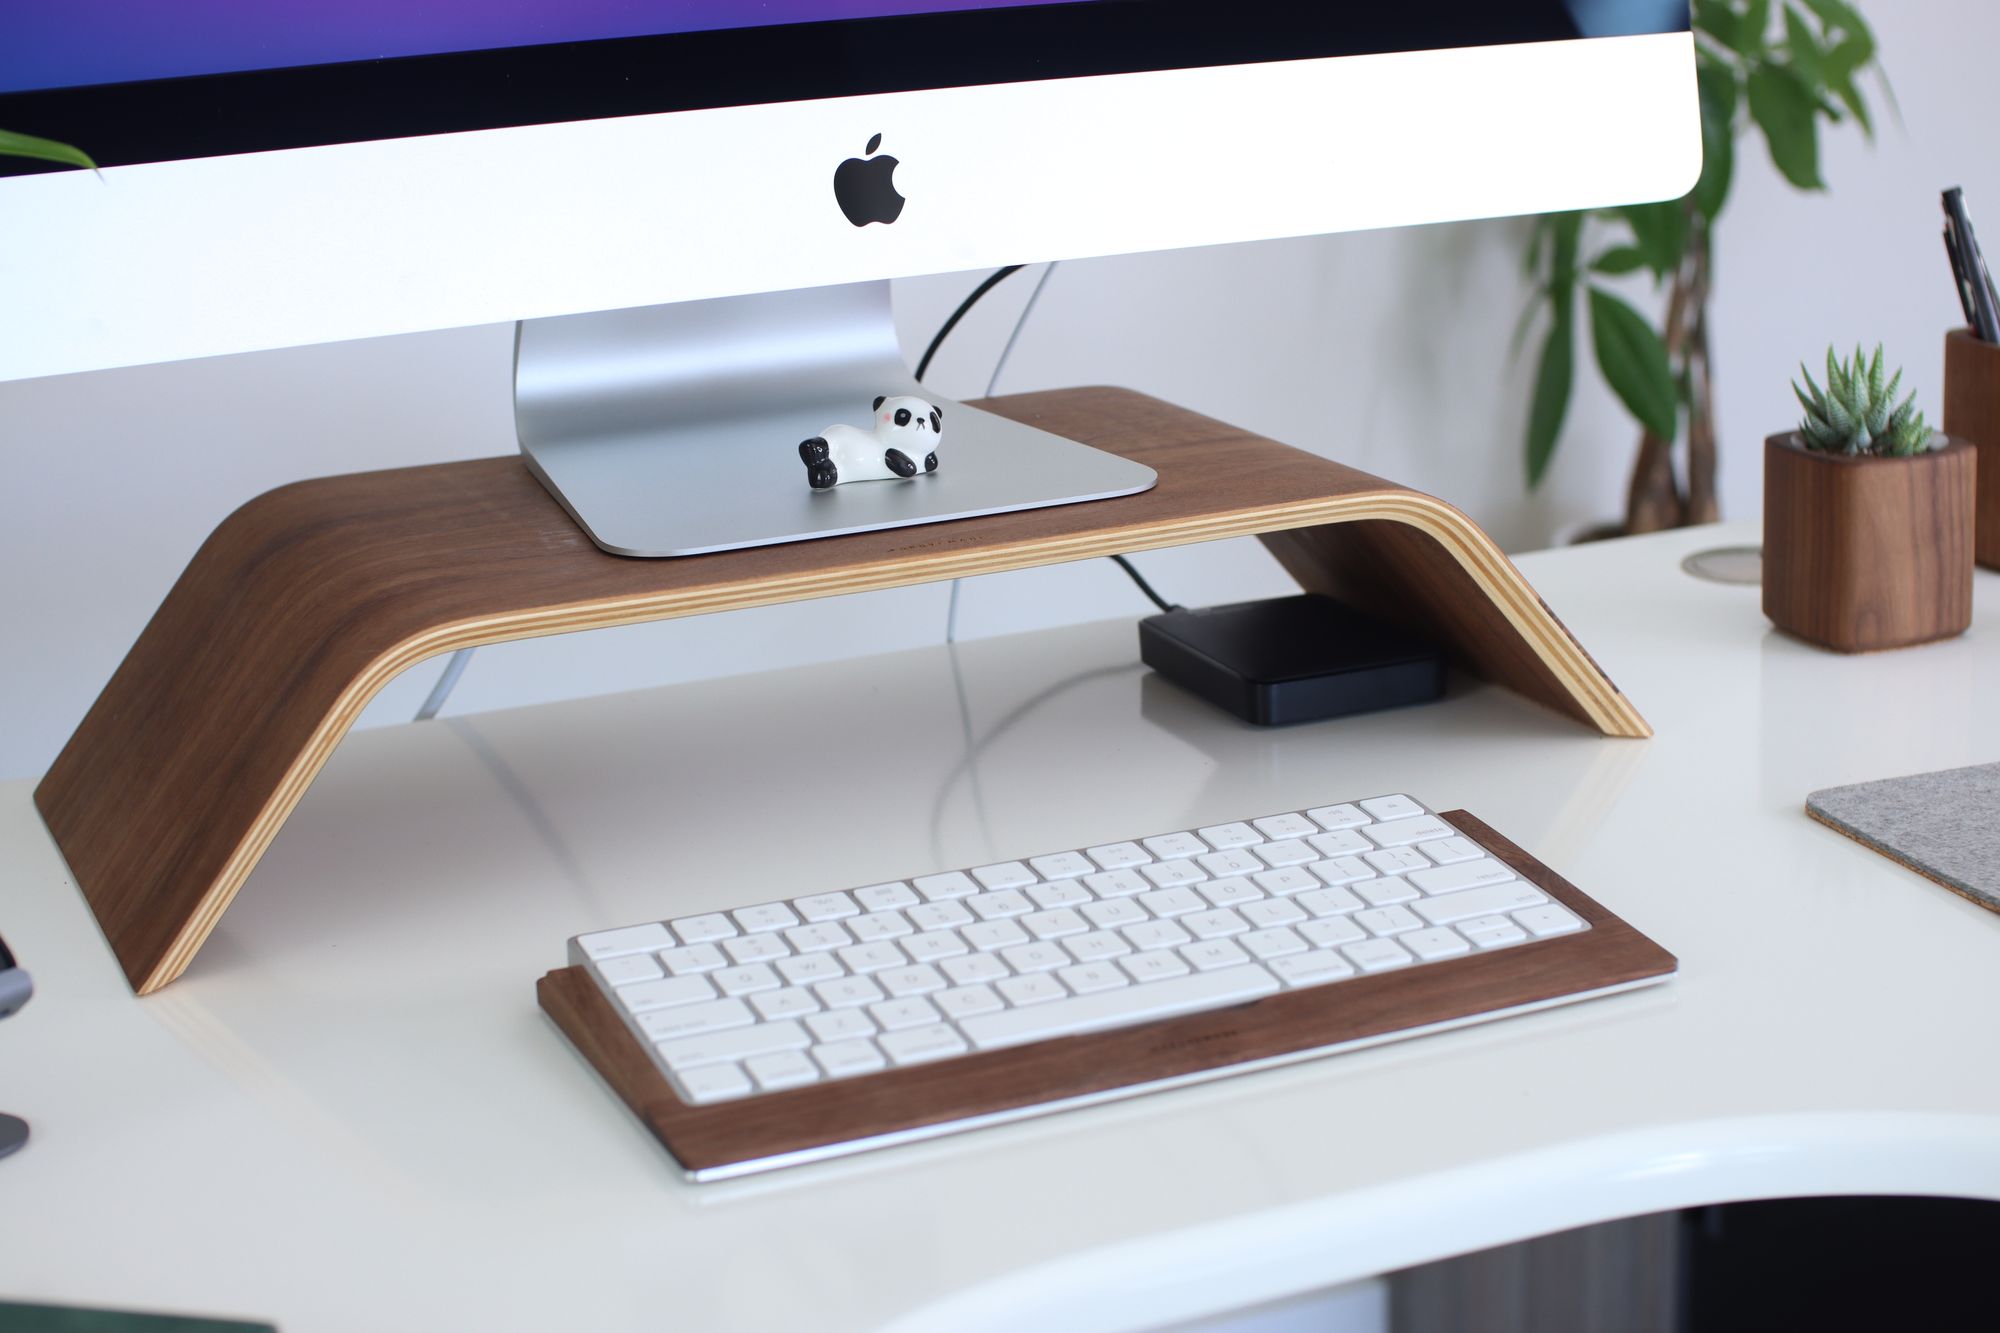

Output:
xmin=34 ymin=389 xmax=1649 ymax=995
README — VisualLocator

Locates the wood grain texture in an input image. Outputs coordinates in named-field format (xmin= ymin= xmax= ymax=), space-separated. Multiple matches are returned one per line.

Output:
xmin=538 ymin=810 xmax=1679 ymax=1177
xmin=1761 ymin=432 xmax=1976 ymax=653
xmin=1942 ymin=328 xmax=2000 ymax=569
xmin=35 ymin=388 xmax=1648 ymax=995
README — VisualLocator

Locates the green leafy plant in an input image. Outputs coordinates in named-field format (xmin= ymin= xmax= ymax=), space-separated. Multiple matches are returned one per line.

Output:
xmin=0 ymin=128 xmax=95 ymax=171
xmin=1793 ymin=344 xmax=1933 ymax=456
xmin=1519 ymin=0 xmax=1889 ymax=533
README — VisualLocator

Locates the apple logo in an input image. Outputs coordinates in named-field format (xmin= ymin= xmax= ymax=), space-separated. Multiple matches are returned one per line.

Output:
xmin=833 ymin=133 xmax=905 ymax=227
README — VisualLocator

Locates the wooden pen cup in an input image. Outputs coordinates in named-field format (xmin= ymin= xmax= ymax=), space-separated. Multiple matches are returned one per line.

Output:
xmin=1942 ymin=327 xmax=2000 ymax=569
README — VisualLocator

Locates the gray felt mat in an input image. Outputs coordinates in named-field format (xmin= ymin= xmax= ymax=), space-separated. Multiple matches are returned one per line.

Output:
xmin=1807 ymin=761 xmax=2000 ymax=914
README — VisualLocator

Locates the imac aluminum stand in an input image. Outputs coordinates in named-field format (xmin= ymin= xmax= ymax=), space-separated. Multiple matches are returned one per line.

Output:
xmin=514 ymin=281 xmax=1157 ymax=557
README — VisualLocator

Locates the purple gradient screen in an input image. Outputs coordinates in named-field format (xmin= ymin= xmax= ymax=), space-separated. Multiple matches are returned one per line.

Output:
xmin=2 ymin=1 xmax=1079 ymax=95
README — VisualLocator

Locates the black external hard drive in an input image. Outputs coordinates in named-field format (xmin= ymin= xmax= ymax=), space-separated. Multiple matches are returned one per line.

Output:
xmin=1138 ymin=593 xmax=1446 ymax=726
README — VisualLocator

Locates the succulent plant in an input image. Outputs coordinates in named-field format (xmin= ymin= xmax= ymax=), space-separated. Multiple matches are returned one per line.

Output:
xmin=1794 ymin=344 xmax=1936 ymax=457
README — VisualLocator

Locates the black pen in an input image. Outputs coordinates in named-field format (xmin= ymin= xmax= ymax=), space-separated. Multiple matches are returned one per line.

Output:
xmin=1945 ymin=225 xmax=1979 ymax=329
xmin=1944 ymin=188 xmax=2000 ymax=341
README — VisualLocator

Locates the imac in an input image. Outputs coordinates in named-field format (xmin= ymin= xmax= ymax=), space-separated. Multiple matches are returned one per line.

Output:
xmin=0 ymin=3 xmax=1699 ymax=555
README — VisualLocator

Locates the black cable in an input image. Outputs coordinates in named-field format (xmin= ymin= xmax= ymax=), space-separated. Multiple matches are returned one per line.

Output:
xmin=914 ymin=264 xmax=1023 ymax=383
xmin=1110 ymin=554 xmax=1177 ymax=613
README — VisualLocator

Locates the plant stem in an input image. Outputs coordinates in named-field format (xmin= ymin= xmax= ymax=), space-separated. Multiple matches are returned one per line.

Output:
xmin=1684 ymin=218 xmax=1719 ymax=525
xmin=1624 ymin=235 xmax=1697 ymax=533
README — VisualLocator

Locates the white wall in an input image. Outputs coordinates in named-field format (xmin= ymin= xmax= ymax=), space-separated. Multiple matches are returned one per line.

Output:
xmin=1 ymin=1 xmax=1991 ymax=782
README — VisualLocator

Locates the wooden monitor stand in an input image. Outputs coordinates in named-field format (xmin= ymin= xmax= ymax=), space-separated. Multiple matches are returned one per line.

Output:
xmin=33 ymin=388 xmax=1648 ymax=995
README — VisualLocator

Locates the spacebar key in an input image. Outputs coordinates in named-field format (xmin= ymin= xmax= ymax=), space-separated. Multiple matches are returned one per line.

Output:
xmin=959 ymin=965 xmax=1279 ymax=1051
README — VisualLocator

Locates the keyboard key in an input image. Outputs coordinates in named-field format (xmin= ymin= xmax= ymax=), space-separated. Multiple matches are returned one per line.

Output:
xmin=934 ymin=984 xmax=1005 ymax=1020
xmin=1084 ymin=868 xmax=1152 ymax=898
xmin=595 ymin=954 xmax=664 ymax=987
xmin=675 ymin=1062 xmax=753 ymax=1104
xmin=969 ymin=890 xmax=1034 ymax=920
xmin=1140 ymin=860 xmax=1209 ymax=889
xmin=1124 ymin=919 xmax=1194 ymax=952
xmin=1360 ymin=794 xmax=1426 ymax=821
xmin=1255 ymin=839 xmax=1318 ymax=868
xmin=913 ymin=871 xmax=979 ymax=901
xmin=1249 ymin=867 xmax=1316 ymax=897
xmin=906 ymin=900 xmax=974 ymax=931
xmin=1254 ymin=813 xmax=1318 ymax=840
xmin=1238 ymin=926 xmax=1308 ymax=960
xmin=1402 ymin=927 xmax=1471 ymax=961
xmin=806 ymin=1008 xmax=876 ymax=1042
xmin=1418 ymin=835 xmax=1484 ymax=866
xmin=1365 ymin=815 xmax=1455 ymax=847
xmin=962 ymin=965 xmax=1279 ymax=1051
xmin=1198 ymin=848 xmax=1266 ymax=879
xmin=1184 ymin=908 xmax=1249 ymax=939
xmin=854 ymin=882 xmax=919 ymax=911
xmin=1181 ymin=938 xmax=1252 ymax=971
xmin=775 ymin=953 xmax=844 ymax=986
xmin=1143 ymin=831 xmax=1209 ymax=860
xmin=1087 ymin=841 xmax=1151 ymax=870
xmin=784 ymin=921 xmax=854 ymax=954
xmin=1305 ymin=803 xmax=1368 ymax=830
xmin=878 ymin=964 xmax=946 ymax=997
xmin=659 ymin=943 xmax=729 ymax=975
xmin=1240 ymin=898 xmax=1308 ymax=929
xmin=655 ymin=1019 xmax=809 ymax=1071
xmin=1311 ymin=856 xmax=1377 ymax=887
xmin=794 ymin=891 xmax=860 ymax=922
xmin=847 ymin=910 xmax=913 ymax=941
xmin=1197 ymin=822 xmax=1262 ymax=849
xmin=814 ymin=975 xmax=887 ymax=1008
xmin=1082 ymin=898 xmax=1148 ymax=929
xmin=1363 ymin=847 xmax=1430 ymax=876
xmin=1355 ymin=905 xmax=1423 ymax=937
xmin=812 ymin=1040 xmax=886 ymax=1078
xmin=1296 ymin=886 xmax=1364 ymax=918
xmin=638 ymin=997 xmax=756 ymax=1044
xmin=939 ymin=953 xmax=1008 ymax=986
xmin=745 ymin=1049 xmax=820 ymax=1092
xmin=1118 ymin=949 xmax=1191 ymax=983
xmin=837 ymin=941 xmax=908 ymax=974
xmin=902 ymin=929 xmax=968 ymax=962
xmin=1460 ymin=915 xmax=1530 ymax=948
xmin=749 ymin=987 xmax=821 ymax=1021
xmin=878 ymin=1024 xmax=969 ymax=1066
xmin=1298 ymin=917 xmax=1366 ymax=949
xmin=1200 ymin=876 xmax=1264 ymax=908
xmin=578 ymin=922 xmax=672 ymax=960
xmin=1063 ymin=930 xmax=1131 ymax=962
xmin=733 ymin=902 xmax=799 ymax=934
xmin=1023 ymin=908 xmax=1089 ymax=940
xmin=1002 ymin=941 xmax=1070 ymax=973
xmin=1058 ymin=961 xmax=1129 ymax=994
xmin=1413 ymin=881 xmax=1548 ymax=926
xmin=960 ymin=919 xmax=1029 ymax=952
xmin=615 ymin=974 xmax=719 ymax=1014
xmin=1027 ymin=879 xmax=1091 ymax=910
xmin=1306 ymin=829 xmax=1372 ymax=858
xmin=1514 ymin=903 xmax=1585 ymax=937
xmin=668 ymin=914 xmax=737 ymax=945
xmin=723 ymin=933 xmax=790 ymax=965
xmin=1138 ymin=886 xmax=1206 ymax=918
xmin=1269 ymin=949 xmax=1357 ymax=986
xmin=1029 ymin=851 xmax=1095 ymax=880
xmin=972 ymin=861 xmax=1036 ymax=890
xmin=711 ymin=965 xmax=780 ymax=997
xmin=869 ymin=996 xmax=942 ymax=1031
xmin=1355 ymin=877 xmax=1418 ymax=907
xmin=997 ymin=973 xmax=1067 ymax=1007
xmin=1409 ymin=858 xmax=1518 ymax=895
xmin=1341 ymin=938 xmax=1416 ymax=972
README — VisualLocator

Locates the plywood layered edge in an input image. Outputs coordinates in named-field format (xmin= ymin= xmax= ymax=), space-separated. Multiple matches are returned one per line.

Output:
xmin=34 ymin=388 xmax=1647 ymax=995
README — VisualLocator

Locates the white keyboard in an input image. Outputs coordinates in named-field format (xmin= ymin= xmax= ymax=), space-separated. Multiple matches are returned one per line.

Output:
xmin=570 ymin=794 xmax=1591 ymax=1108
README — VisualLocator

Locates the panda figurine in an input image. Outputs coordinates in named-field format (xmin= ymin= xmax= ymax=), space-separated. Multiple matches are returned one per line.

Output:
xmin=798 ymin=395 xmax=942 ymax=490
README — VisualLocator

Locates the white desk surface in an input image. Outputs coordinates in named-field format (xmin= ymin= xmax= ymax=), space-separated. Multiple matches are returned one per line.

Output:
xmin=4 ymin=520 xmax=1999 ymax=1332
